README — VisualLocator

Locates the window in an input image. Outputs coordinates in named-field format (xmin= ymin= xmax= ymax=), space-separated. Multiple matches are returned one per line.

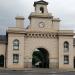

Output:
xmin=64 ymin=55 xmax=69 ymax=64
xmin=13 ymin=39 xmax=19 ymax=50
xmin=13 ymin=54 xmax=19 ymax=63
xmin=64 ymin=41 xmax=69 ymax=52
xmin=40 ymin=7 xmax=44 ymax=13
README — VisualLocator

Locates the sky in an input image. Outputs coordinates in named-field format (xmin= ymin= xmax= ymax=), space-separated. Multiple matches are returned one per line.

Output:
xmin=0 ymin=0 xmax=75 ymax=34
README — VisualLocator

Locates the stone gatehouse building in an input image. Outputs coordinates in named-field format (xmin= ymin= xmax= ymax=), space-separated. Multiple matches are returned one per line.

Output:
xmin=0 ymin=0 xmax=75 ymax=70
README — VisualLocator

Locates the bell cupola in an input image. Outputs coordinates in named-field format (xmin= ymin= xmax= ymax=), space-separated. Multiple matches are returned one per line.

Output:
xmin=28 ymin=0 xmax=60 ymax=31
xmin=34 ymin=0 xmax=48 ymax=14
xmin=29 ymin=0 xmax=53 ymax=19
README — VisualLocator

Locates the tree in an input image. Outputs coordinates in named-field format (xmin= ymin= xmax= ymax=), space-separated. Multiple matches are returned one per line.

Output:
xmin=32 ymin=50 xmax=44 ymax=67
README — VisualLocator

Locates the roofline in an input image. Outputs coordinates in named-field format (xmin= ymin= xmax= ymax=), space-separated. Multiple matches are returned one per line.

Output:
xmin=34 ymin=1 xmax=48 ymax=7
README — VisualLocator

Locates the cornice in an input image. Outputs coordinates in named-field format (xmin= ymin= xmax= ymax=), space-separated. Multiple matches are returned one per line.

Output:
xmin=24 ymin=32 xmax=58 ymax=39
xmin=29 ymin=12 xmax=53 ymax=19
xmin=7 ymin=29 xmax=74 ymax=39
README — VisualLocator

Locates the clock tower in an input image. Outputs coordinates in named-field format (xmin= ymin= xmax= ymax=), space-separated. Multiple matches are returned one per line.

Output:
xmin=28 ymin=0 xmax=60 ymax=32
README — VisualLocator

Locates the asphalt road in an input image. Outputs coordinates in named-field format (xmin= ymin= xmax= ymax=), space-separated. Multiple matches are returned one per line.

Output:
xmin=0 ymin=71 xmax=75 ymax=75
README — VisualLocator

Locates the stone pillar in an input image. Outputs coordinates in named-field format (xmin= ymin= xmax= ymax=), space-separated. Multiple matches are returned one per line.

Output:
xmin=15 ymin=16 xmax=25 ymax=28
xmin=27 ymin=58 xmax=32 ymax=68
xmin=49 ymin=58 xmax=59 ymax=69
xmin=24 ymin=58 xmax=32 ymax=68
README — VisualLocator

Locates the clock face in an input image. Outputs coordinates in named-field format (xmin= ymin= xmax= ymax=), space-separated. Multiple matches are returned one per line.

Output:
xmin=39 ymin=22 xmax=45 ymax=28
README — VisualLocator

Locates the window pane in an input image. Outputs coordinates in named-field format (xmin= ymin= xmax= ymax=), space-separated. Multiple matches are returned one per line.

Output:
xmin=13 ymin=40 xmax=19 ymax=50
xmin=13 ymin=54 xmax=19 ymax=63
xmin=64 ymin=55 xmax=69 ymax=64
xmin=64 ymin=48 xmax=69 ymax=52
xmin=14 ymin=41 xmax=19 ymax=45
xmin=13 ymin=45 xmax=19 ymax=50
xmin=64 ymin=42 xmax=69 ymax=48
xmin=64 ymin=42 xmax=69 ymax=52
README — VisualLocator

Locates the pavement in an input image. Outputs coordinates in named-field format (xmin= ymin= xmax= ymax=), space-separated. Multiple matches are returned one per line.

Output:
xmin=0 ymin=68 xmax=75 ymax=75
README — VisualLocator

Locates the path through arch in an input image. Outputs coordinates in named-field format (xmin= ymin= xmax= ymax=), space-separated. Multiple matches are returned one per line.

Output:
xmin=32 ymin=48 xmax=49 ymax=68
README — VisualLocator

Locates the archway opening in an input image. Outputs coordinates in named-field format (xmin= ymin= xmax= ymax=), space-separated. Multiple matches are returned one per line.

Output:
xmin=0 ymin=55 xmax=4 ymax=67
xmin=32 ymin=48 xmax=49 ymax=68
xmin=40 ymin=7 xmax=44 ymax=13
xmin=74 ymin=57 xmax=75 ymax=68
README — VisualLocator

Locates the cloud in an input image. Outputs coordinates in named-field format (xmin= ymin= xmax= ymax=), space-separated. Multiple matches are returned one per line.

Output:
xmin=0 ymin=0 xmax=75 ymax=34
xmin=48 ymin=0 xmax=75 ymax=30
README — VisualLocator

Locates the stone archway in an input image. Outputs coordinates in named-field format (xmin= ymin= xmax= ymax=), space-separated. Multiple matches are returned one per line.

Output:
xmin=32 ymin=48 xmax=49 ymax=68
xmin=0 ymin=55 xmax=4 ymax=67
xmin=74 ymin=57 xmax=75 ymax=68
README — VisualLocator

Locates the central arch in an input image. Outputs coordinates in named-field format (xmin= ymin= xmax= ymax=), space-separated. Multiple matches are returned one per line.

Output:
xmin=32 ymin=48 xmax=49 ymax=68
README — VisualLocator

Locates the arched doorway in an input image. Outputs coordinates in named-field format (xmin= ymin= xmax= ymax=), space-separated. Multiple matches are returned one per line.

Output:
xmin=0 ymin=55 xmax=4 ymax=67
xmin=32 ymin=48 xmax=49 ymax=68
xmin=74 ymin=57 xmax=75 ymax=68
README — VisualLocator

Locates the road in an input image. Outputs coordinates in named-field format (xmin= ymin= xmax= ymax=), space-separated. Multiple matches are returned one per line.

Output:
xmin=0 ymin=71 xmax=75 ymax=75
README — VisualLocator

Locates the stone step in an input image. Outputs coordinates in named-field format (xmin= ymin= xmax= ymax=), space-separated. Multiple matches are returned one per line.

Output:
xmin=0 ymin=68 xmax=73 ymax=73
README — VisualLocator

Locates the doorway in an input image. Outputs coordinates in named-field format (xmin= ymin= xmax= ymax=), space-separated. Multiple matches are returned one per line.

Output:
xmin=32 ymin=48 xmax=49 ymax=68
xmin=0 ymin=55 xmax=4 ymax=67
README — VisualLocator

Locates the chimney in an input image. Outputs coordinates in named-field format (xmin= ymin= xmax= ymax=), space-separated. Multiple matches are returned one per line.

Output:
xmin=15 ymin=16 xmax=25 ymax=28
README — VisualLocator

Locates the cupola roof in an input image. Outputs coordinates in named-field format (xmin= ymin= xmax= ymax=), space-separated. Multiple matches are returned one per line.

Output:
xmin=34 ymin=0 xmax=48 ymax=6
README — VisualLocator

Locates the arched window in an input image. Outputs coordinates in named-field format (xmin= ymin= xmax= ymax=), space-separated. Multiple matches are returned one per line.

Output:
xmin=64 ymin=41 xmax=69 ymax=52
xmin=40 ymin=7 xmax=44 ymax=13
xmin=13 ymin=39 xmax=19 ymax=50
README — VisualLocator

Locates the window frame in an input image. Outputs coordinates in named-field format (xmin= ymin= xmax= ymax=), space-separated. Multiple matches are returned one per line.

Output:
xmin=13 ymin=54 xmax=19 ymax=64
xmin=64 ymin=55 xmax=69 ymax=64
xmin=13 ymin=39 xmax=19 ymax=50
xmin=64 ymin=41 xmax=69 ymax=52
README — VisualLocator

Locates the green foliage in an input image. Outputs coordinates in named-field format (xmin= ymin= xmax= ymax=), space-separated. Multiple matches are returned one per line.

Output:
xmin=32 ymin=50 xmax=44 ymax=67
xmin=32 ymin=48 xmax=49 ymax=68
